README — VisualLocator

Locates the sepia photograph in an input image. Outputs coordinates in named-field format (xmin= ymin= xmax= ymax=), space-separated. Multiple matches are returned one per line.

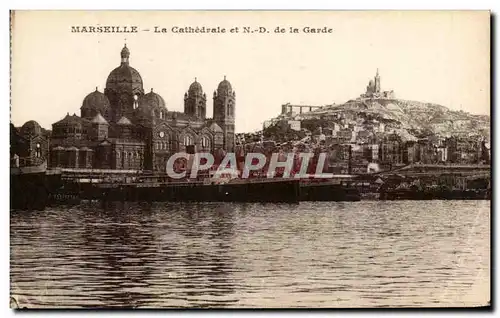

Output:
xmin=9 ymin=10 xmax=490 ymax=308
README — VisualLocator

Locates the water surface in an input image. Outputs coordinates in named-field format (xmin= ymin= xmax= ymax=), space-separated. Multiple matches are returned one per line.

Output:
xmin=11 ymin=200 xmax=490 ymax=308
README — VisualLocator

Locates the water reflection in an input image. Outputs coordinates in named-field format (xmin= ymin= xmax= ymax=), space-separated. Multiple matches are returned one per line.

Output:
xmin=10 ymin=201 xmax=490 ymax=308
xmin=78 ymin=203 xmax=156 ymax=308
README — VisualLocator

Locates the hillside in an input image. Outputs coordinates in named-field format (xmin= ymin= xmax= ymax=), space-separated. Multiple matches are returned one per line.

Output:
xmin=286 ymin=98 xmax=490 ymax=139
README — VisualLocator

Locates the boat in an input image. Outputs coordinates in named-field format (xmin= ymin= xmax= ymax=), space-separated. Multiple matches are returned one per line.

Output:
xmin=10 ymin=161 xmax=62 ymax=210
xmin=54 ymin=169 xmax=301 ymax=203
xmin=299 ymin=179 xmax=361 ymax=201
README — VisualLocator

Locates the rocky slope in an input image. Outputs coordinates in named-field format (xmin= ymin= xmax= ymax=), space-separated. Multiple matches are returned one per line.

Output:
xmin=290 ymin=98 xmax=490 ymax=139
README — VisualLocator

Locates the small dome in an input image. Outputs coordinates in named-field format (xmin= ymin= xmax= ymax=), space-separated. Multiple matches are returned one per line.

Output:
xmin=91 ymin=112 xmax=109 ymax=125
xmin=209 ymin=122 xmax=223 ymax=133
xmin=117 ymin=116 xmax=132 ymax=125
xmin=188 ymin=78 xmax=203 ymax=95
xmin=54 ymin=113 xmax=83 ymax=127
xmin=217 ymin=76 xmax=233 ymax=96
xmin=81 ymin=88 xmax=111 ymax=113
xmin=20 ymin=120 xmax=42 ymax=136
xmin=138 ymin=89 xmax=167 ymax=111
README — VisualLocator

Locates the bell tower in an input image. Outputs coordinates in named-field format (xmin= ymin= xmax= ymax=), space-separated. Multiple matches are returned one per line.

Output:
xmin=213 ymin=76 xmax=236 ymax=151
xmin=374 ymin=68 xmax=381 ymax=93
xmin=184 ymin=78 xmax=207 ymax=118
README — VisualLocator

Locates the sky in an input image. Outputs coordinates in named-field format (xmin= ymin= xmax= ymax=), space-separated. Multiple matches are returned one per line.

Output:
xmin=11 ymin=11 xmax=490 ymax=133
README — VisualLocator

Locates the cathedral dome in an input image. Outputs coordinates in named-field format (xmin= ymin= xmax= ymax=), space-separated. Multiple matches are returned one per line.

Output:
xmin=188 ymin=79 xmax=203 ymax=95
xmin=138 ymin=89 xmax=167 ymax=111
xmin=81 ymin=88 xmax=111 ymax=113
xmin=217 ymin=76 xmax=233 ymax=96
xmin=105 ymin=45 xmax=143 ymax=93
xmin=106 ymin=65 xmax=143 ymax=88
xmin=20 ymin=120 xmax=42 ymax=136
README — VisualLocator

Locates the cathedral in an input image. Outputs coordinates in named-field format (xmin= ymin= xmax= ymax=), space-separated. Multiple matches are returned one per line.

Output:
xmin=360 ymin=69 xmax=395 ymax=99
xmin=46 ymin=44 xmax=236 ymax=172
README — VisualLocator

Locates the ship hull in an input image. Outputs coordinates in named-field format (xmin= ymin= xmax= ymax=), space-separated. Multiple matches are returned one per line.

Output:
xmin=10 ymin=172 xmax=49 ymax=210
xmin=56 ymin=179 xmax=301 ymax=203
xmin=10 ymin=163 xmax=62 ymax=210
xmin=299 ymin=182 xmax=361 ymax=201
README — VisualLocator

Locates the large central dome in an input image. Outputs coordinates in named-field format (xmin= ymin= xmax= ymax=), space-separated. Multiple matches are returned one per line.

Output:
xmin=105 ymin=44 xmax=144 ymax=94
xmin=105 ymin=66 xmax=143 ymax=91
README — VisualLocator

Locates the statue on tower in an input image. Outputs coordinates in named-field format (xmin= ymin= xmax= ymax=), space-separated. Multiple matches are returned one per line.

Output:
xmin=361 ymin=68 xmax=393 ymax=99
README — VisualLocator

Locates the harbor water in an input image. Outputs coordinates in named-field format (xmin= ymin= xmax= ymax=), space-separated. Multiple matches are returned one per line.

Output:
xmin=10 ymin=200 xmax=490 ymax=308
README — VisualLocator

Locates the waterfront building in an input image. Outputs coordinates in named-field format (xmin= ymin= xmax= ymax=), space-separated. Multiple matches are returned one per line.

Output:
xmin=10 ymin=121 xmax=50 ymax=167
xmin=44 ymin=44 xmax=236 ymax=172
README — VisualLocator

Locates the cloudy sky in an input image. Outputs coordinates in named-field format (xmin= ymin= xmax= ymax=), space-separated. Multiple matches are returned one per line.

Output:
xmin=11 ymin=11 xmax=490 ymax=133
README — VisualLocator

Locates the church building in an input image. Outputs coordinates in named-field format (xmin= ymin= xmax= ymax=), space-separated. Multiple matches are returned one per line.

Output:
xmin=360 ymin=69 xmax=395 ymax=99
xmin=47 ymin=44 xmax=236 ymax=172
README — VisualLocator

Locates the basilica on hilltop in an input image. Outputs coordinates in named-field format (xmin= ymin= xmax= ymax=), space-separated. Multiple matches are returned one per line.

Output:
xmin=36 ymin=44 xmax=237 ymax=172
xmin=360 ymin=69 xmax=395 ymax=99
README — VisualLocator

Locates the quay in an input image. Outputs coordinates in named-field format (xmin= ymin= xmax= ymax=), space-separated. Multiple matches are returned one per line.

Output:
xmin=53 ymin=169 xmax=301 ymax=203
xmin=11 ymin=162 xmax=491 ymax=211
xmin=52 ymin=164 xmax=490 ymax=203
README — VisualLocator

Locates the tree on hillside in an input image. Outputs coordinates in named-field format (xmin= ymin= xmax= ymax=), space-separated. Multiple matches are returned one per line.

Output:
xmin=263 ymin=122 xmax=305 ymax=143
xmin=301 ymin=118 xmax=330 ymax=132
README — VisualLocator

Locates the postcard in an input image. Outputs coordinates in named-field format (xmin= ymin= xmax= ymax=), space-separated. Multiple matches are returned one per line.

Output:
xmin=10 ymin=10 xmax=490 ymax=309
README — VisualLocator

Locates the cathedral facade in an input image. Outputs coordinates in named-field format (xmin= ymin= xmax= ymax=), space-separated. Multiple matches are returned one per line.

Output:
xmin=48 ymin=44 xmax=236 ymax=172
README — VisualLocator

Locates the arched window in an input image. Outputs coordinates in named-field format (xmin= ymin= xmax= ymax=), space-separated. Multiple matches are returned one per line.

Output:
xmin=35 ymin=143 xmax=41 ymax=158
xmin=133 ymin=94 xmax=139 ymax=109
xmin=183 ymin=135 xmax=193 ymax=146
xmin=201 ymin=135 xmax=210 ymax=148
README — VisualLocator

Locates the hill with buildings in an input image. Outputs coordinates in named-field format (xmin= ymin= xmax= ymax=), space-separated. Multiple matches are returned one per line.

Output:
xmin=236 ymin=70 xmax=490 ymax=172
xmin=264 ymin=69 xmax=490 ymax=142
xmin=293 ymin=97 xmax=490 ymax=139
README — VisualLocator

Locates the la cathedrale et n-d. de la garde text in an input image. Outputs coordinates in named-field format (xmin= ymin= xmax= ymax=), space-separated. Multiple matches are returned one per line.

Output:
xmin=70 ymin=25 xmax=333 ymax=34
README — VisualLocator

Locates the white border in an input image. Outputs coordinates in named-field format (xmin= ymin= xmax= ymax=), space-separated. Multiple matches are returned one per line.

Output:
xmin=2 ymin=1 xmax=497 ymax=317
